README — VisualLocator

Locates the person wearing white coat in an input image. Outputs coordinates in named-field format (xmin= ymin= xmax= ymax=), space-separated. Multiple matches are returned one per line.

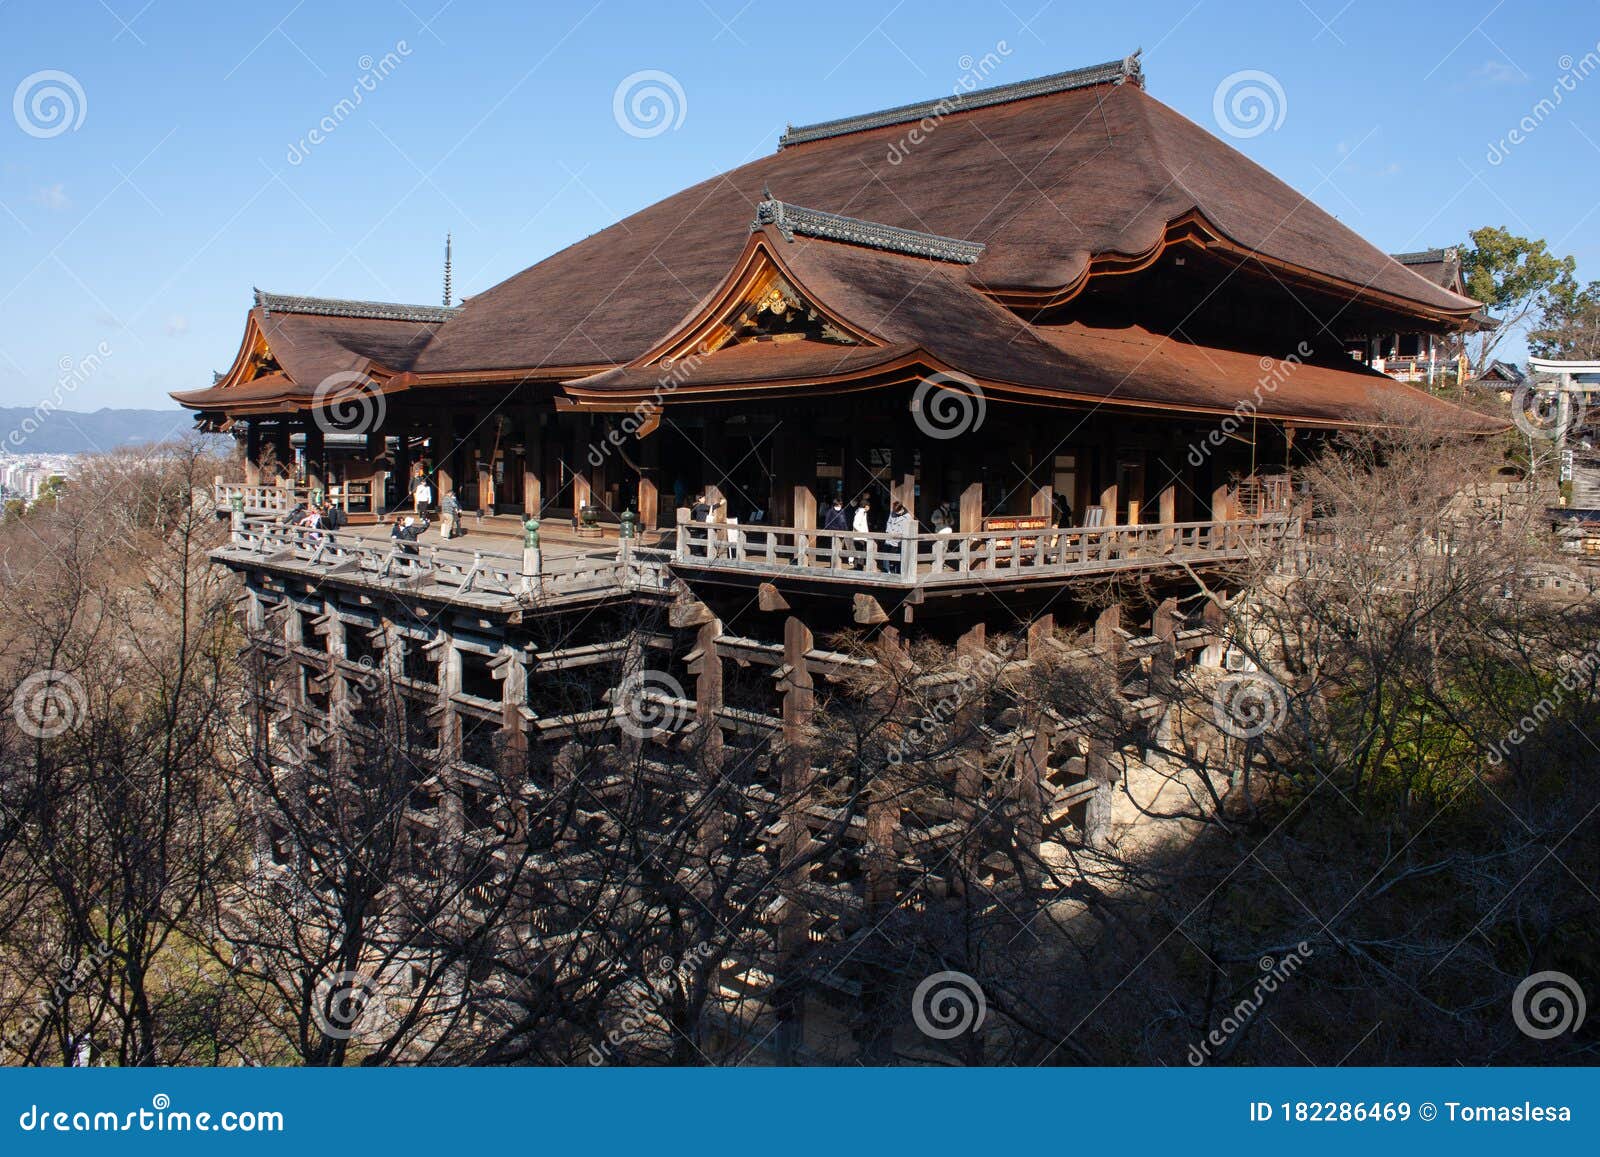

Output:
xmin=852 ymin=500 xmax=872 ymax=570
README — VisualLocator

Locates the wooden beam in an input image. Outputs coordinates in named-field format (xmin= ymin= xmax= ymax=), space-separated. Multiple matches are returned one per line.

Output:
xmin=852 ymin=594 xmax=889 ymax=625
xmin=758 ymin=582 xmax=791 ymax=613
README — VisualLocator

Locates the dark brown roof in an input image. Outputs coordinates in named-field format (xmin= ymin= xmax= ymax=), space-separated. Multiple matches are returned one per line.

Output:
xmin=1390 ymin=247 xmax=1464 ymax=295
xmin=569 ymin=230 xmax=1499 ymax=432
xmin=413 ymin=74 xmax=1479 ymax=377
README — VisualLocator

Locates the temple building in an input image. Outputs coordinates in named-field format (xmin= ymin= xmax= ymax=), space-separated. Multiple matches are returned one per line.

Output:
xmin=180 ymin=55 xmax=1499 ymax=1056
xmin=180 ymin=52 xmax=1489 ymax=539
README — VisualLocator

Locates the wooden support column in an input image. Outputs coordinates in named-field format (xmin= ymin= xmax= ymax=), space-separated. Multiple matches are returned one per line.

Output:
xmin=303 ymin=421 xmax=325 ymax=494
xmin=496 ymin=643 xmax=528 ymax=776
xmin=267 ymin=423 xmax=292 ymax=482
xmin=691 ymin=617 xmax=725 ymax=858
xmin=1157 ymin=483 xmax=1176 ymax=551
xmin=522 ymin=401 xmax=543 ymax=518
xmin=244 ymin=421 xmax=262 ymax=485
xmin=773 ymin=613 xmax=816 ymax=1063
xmin=1019 ymin=614 xmax=1055 ymax=856
xmin=433 ymin=416 xmax=454 ymax=499
xmin=950 ymin=621 xmax=987 ymax=894
xmin=892 ymin=471 xmax=916 ymax=519
xmin=366 ymin=428 xmax=386 ymax=517
xmin=477 ymin=421 xmax=498 ymax=514
xmin=1083 ymin=738 xmax=1119 ymax=851
xmin=1031 ymin=482 xmax=1053 ymax=519
xmin=1099 ymin=480 xmax=1118 ymax=527
xmin=432 ymin=626 xmax=464 ymax=879
xmin=958 ymin=480 xmax=983 ymax=534
xmin=792 ymin=484 xmax=816 ymax=566
xmin=1150 ymin=598 xmax=1179 ymax=747
xmin=394 ymin=421 xmax=412 ymax=507
xmin=1211 ymin=482 xmax=1234 ymax=549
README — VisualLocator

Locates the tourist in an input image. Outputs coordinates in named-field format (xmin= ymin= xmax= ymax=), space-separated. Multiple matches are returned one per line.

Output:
xmin=822 ymin=497 xmax=849 ymax=566
xmin=852 ymin=498 xmax=872 ymax=570
xmin=442 ymin=491 xmax=462 ymax=540
xmin=931 ymin=499 xmax=955 ymax=533
xmin=884 ymin=500 xmax=913 ymax=574
xmin=414 ymin=474 xmax=433 ymax=515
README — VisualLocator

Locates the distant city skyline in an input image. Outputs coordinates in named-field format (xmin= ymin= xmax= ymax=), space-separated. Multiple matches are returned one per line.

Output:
xmin=3 ymin=0 xmax=1598 ymax=410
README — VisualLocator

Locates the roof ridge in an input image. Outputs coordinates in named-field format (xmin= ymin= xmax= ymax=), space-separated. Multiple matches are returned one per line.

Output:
xmin=253 ymin=288 xmax=458 ymax=323
xmin=1390 ymin=247 xmax=1457 ymax=265
xmin=778 ymin=52 xmax=1142 ymax=148
xmin=752 ymin=198 xmax=986 ymax=264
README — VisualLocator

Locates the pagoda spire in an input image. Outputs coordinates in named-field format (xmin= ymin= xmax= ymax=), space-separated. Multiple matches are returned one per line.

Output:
xmin=442 ymin=232 xmax=453 ymax=307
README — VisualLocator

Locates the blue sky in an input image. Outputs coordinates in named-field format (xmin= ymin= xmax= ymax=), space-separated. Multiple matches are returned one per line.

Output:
xmin=2 ymin=0 xmax=1598 ymax=411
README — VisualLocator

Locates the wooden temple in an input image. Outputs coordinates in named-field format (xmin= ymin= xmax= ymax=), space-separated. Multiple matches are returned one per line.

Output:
xmin=180 ymin=54 xmax=1498 ymax=1057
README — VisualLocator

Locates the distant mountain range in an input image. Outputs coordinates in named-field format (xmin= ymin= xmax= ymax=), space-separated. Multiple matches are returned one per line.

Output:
xmin=0 ymin=407 xmax=211 ymax=455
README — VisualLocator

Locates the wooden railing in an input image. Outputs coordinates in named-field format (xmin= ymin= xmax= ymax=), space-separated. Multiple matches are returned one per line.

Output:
xmin=674 ymin=511 xmax=1297 ymax=584
xmin=222 ymin=517 xmax=648 ymax=602
xmin=215 ymin=480 xmax=375 ymax=517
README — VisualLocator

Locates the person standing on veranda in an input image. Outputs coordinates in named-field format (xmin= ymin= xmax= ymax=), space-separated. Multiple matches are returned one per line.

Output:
xmin=414 ymin=472 xmax=434 ymax=516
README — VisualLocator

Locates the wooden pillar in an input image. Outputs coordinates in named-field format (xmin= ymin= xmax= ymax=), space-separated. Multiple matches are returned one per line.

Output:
xmin=478 ymin=421 xmax=498 ymax=514
xmin=1019 ymin=615 xmax=1055 ymax=855
xmin=522 ymin=401 xmax=543 ymax=518
xmin=433 ymin=415 xmax=454 ymax=498
xmin=691 ymin=617 xmax=725 ymax=857
xmin=303 ymin=421 xmax=325 ymax=493
xmin=431 ymin=627 xmax=464 ymax=878
xmin=892 ymin=471 xmax=916 ymax=519
xmin=1094 ymin=476 xmax=1120 ymax=528
xmin=496 ymin=644 xmax=528 ymax=776
xmin=244 ymin=421 xmax=262 ymax=485
xmin=268 ymin=422 xmax=292 ymax=482
xmin=958 ymin=480 xmax=983 ymax=534
xmin=950 ymin=622 xmax=987 ymax=893
xmin=394 ymin=421 xmax=412 ymax=508
xmin=1157 ymin=482 xmax=1176 ymax=550
xmin=1030 ymin=481 xmax=1053 ymax=519
xmin=1083 ymin=738 xmax=1118 ymax=851
xmin=774 ymin=613 xmax=816 ymax=1061
xmin=366 ymin=428 xmax=386 ymax=517
xmin=1150 ymin=598 xmax=1179 ymax=747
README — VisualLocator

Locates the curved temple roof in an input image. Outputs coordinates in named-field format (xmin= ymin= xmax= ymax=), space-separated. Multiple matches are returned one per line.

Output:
xmin=177 ymin=54 xmax=1489 ymax=432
